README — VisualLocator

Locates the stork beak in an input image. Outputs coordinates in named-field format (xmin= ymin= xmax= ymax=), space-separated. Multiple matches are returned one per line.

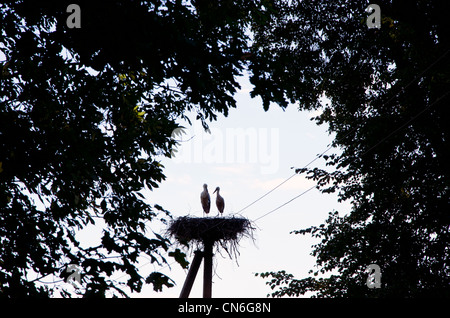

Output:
xmin=213 ymin=188 xmax=217 ymax=194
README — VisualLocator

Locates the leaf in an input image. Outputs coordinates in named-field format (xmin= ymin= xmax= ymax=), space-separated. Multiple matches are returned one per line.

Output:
xmin=168 ymin=248 xmax=189 ymax=269
xmin=145 ymin=272 xmax=175 ymax=292
xmin=100 ymin=199 xmax=107 ymax=211
xmin=0 ymin=0 xmax=275 ymax=297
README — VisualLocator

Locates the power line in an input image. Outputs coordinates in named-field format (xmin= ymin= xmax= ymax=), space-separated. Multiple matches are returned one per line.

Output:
xmin=235 ymin=173 xmax=297 ymax=214
xmin=252 ymin=185 xmax=317 ymax=222
xmin=233 ymin=130 xmax=347 ymax=216
xmin=235 ymin=47 xmax=450 ymax=218
xmin=234 ymin=140 xmax=340 ymax=216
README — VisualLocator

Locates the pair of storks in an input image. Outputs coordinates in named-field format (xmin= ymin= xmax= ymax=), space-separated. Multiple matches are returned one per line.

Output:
xmin=200 ymin=184 xmax=224 ymax=216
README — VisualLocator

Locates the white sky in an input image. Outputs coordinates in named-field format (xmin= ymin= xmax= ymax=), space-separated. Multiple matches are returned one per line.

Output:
xmin=114 ymin=74 xmax=352 ymax=298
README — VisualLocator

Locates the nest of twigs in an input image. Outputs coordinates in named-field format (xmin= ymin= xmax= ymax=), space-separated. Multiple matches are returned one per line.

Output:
xmin=167 ymin=215 xmax=255 ymax=259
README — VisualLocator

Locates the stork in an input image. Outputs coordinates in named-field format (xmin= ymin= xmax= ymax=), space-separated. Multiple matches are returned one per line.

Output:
xmin=213 ymin=187 xmax=225 ymax=215
xmin=200 ymin=184 xmax=211 ymax=217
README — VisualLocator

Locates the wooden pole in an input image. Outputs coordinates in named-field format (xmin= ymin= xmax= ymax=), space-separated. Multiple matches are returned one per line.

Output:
xmin=203 ymin=240 xmax=213 ymax=298
xmin=179 ymin=250 xmax=203 ymax=298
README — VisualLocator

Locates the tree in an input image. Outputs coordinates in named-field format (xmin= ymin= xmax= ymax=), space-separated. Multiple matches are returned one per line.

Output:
xmin=0 ymin=0 xmax=267 ymax=297
xmin=251 ymin=1 xmax=450 ymax=297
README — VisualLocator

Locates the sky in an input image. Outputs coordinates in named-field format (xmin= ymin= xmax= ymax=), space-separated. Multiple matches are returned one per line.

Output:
xmin=2 ymin=44 xmax=350 ymax=297
xmin=109 ymin=73 xmax=352 ymax=298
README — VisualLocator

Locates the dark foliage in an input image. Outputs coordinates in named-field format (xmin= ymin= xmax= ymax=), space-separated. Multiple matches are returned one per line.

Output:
xmin=0 ymin=0 xmax=267 ymax=297
xmin=251 ymin=0 xmax=450 ymax=297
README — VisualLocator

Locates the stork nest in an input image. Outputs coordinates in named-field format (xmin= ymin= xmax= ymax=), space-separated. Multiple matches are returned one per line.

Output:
xmin=167 ymin=215 xmax=255 ymax=259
